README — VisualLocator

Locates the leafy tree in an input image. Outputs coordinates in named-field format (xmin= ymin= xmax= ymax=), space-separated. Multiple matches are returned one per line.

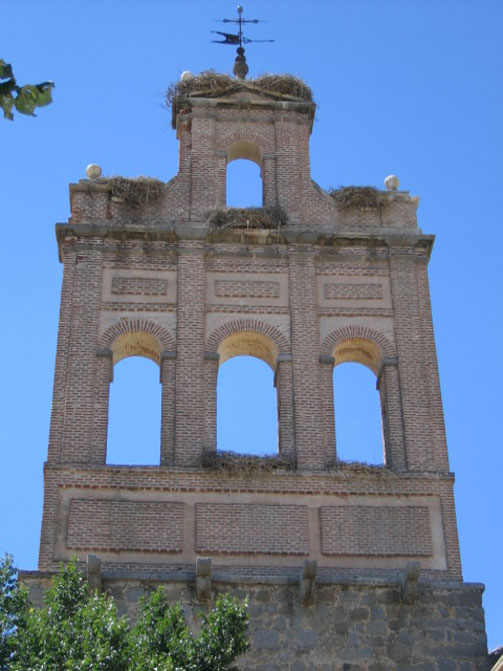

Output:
xmin=0 ymin=555 xmax=249 ymax=671
xmin=0 ymin=555 xmax=28 ymax=670
xmin=0 ymin=60 xmax=54 ymax=120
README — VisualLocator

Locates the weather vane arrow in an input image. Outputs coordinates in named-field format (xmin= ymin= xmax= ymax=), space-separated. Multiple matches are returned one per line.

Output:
xmin=211 ymin=5 xmax=274 ymax=79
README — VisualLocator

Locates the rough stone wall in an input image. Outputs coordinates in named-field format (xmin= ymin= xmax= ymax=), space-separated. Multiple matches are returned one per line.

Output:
xmin=21 ymin=572 xmax=491 ymax=671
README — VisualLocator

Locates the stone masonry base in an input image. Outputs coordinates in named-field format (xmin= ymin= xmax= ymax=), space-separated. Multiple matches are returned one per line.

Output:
xmin=21 ymin=570 xmax=491 ymax=671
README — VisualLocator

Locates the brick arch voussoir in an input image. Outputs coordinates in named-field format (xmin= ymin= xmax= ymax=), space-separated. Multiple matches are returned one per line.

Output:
xmin=99 ymin=318 xmax=176 ymax=352
xmin=206 ymin=319 xmax=290 ymax=355
xmin=217 ymin=129 xmax=274 ymax=156
xmin=321 ymin=326 xmax=395 ymax=359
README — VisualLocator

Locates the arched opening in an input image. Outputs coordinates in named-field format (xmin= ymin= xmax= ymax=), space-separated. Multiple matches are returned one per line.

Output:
xmin=332 ymin=338 xmax=385 ymax=465
xmin=333 ymin=363 xmax=384 ymax=465
xmin=226 ymin=141 xmax=263 ymax=207
xmin=217 ymin=331 xmax=278 ymax=455
xmin=226 ymin=159 xmax=263 ymax=207
xmin=106 ymin=332 xmax=162 ymax=465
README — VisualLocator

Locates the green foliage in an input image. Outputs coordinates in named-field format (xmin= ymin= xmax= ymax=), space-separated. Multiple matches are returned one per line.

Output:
xmin=131 ymin=589 xmax=249 ymax=671
xmin=0 ymin=60 xmax=54 ymax=120
xmin=12 ymin=561 xmax=130 ymax=671
xmin=0 ymin=555 xmax=28 ymax=670
xmin=0 ymin=556 xmax=249 ymax=671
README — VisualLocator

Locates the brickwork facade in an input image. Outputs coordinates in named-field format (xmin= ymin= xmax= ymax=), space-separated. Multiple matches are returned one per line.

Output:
xmin=26 ymin=76 xmax=491 ymax=668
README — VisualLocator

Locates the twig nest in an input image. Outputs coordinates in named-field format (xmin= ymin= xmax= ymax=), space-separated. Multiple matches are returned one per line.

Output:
xmin=384 ymin=174 xmax=400 ymax=191
xmin=86 ymin=163 xmax=102 ymax=179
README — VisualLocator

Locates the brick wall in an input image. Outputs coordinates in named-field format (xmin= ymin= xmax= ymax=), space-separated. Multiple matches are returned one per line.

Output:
xmin=40 ymin=80 xmax=459 ymax=582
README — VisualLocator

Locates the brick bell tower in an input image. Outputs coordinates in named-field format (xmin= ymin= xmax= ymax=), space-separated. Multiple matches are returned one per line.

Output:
xmin=28 ymin=62 xmax=490 ymax=669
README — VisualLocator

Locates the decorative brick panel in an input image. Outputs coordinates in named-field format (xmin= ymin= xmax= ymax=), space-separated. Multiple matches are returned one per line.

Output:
xmin=67 ymin=499 xmax=184 ymax=552
xmin=324 ymin=283 xmax=382 ymax=300
xmin=215 ymin=280 xmax=281 ymax=299
xmin=111 ymin=276 xmax=169 ymax=296
xmin=195 ymin=503 xmax=309 ymax=555
xmin=320 ymin=505 xmax=433 ymax=556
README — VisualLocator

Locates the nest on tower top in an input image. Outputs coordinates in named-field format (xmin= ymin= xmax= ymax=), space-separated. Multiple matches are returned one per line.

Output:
xmin=207 ymin=206 xmax=288 ymax=229
xmin=201 ymin=449 xmax=295 ymax=477
xmin=329 ymin=186 xmax=388 ymax=211
xmin=166 ymin=70 xmax=313 ymax=106
xmin=97 ymin=176 xmax=165 ymax=206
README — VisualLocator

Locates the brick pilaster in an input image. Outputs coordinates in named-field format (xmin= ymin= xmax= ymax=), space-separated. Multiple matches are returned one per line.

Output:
xmin=389 ymin=251 xmax=435 ymax=471
xmin=60 ymin=245 xmax=104 ymax=464
xmin=288 ymin=249 xmax=324 ymax=469
xmin=160 ymin=352 xmax=176 ymax=466
xmin=174 ymin=243 xmax=206 ymax=465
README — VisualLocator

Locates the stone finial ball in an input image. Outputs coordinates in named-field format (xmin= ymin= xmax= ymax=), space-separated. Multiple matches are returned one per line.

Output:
xmin=180 ymin=71 xmax=194 ymax=81
xmin=86 ymin=163 xmax=102 ymax=179
xmin=384 ymin=174 xmax=400 ymax=191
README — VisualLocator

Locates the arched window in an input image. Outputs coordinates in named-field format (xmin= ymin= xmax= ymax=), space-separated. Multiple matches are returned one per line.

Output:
xmin=332 ymin=338 xmax=385 ymax=465
xmin=106 ymin=332 xmax=162 ymax=465
xmin=217 ymin=331 xmax=278 ymax=455
xmin=226 ymin=141 xmax=263 ymax=207
xmin=333 ymin=363 xmax=384 ymax=465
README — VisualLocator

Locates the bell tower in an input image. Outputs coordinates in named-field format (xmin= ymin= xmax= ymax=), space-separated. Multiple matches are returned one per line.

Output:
xmin=28 ymin=68 xmax=490 ymax=669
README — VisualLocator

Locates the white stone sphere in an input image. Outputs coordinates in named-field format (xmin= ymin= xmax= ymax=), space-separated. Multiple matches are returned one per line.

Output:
xmin=384 ymin=174 xmax=400 ymax=191
xmin=86 ymin=163 xmax=102 ymax=179
xmin=180 ymin=70 xmax=194 ymax=81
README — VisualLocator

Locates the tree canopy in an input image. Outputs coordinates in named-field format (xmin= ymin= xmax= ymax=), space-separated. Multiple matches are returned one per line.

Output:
xmin=0 ymin=61 xmax=54 ymax=120
xmin=0 ymin=555 xmax=249 ymax=671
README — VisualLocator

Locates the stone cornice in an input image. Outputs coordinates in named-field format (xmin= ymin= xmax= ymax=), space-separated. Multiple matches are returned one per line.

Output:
xmin=56 ymin=221 xmax=434 ymax=262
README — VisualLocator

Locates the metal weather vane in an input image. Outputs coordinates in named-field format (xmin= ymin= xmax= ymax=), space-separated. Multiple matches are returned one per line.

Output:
xmin=211 ymin=5 xmax=274 ymax=79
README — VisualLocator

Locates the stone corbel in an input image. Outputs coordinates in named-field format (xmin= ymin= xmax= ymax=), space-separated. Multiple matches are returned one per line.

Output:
xmin=196 ymin=556 xmax=212 ymax=602
xmin=299 ymin=559 xmax=317 ymax=606
xmin=87 ymin=554 xmax=102 ymax=594
xmin=401 ymin=560 xmax=420 ymax=604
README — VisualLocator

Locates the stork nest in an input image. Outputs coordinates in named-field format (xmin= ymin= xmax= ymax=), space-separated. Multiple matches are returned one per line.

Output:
xmin=327 ymin=459 xmax=388 ymax=474
xmin=166 ymin=71 xmax=313 ymax=106
xmin=208 ymin=206 xmax=287 ymax=229
xmin=329 ymin=186 xmax=388 ymax=211
xmin=201 ymin=449 xmax=295 ymax=477
xmin=98 ymin=177 xmax=165 ymax=206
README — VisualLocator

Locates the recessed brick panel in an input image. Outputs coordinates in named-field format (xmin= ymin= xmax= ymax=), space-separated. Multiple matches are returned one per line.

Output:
xmin=324 ymin=283 xmax=382 ymax=300
xmin=195 ymin=503 xmax=309 ymax=555
xmin=111 ymin=276 xmax=169 ymax=296
xmin=320 ymin=505 xmax=432 ymax=557
xmin=66 ymin=499 xmax=184 ymax=552
xmin=215 ymin=280 xmax=281 ymax=299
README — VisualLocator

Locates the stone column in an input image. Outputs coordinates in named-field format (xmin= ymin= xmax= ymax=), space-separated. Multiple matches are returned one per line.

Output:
xmin=160 ymin=351 xmax=177 ymax=466
xmin=174 ymin=242 xmax=207 ymax=466
xmin=275 ymin=356 xmax=295 ymax=461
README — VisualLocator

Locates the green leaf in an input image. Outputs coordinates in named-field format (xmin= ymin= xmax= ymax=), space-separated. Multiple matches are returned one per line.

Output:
xmin=0 ymin=60 xmax=13 ymax=80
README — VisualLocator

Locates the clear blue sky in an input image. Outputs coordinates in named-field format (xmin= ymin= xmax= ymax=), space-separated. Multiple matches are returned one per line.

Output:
xmin=1 ymin=0 xmax=501 ymax=651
